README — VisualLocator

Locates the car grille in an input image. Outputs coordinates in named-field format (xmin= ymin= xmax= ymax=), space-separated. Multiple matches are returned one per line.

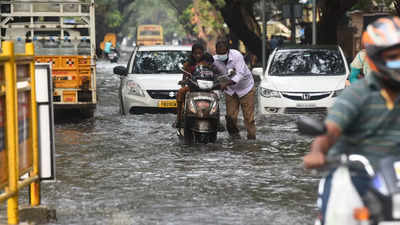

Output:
xmin=281 ymin=92 xmax=331 ymax=101
xmin=147 ymin=90 xmax=178 ymax=99
xmin=284 ymin=107 xmax=327 ymax=114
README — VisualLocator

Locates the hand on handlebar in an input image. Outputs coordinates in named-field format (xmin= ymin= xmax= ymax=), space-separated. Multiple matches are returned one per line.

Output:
xmin=220 ymin=82 xmax=229 ymax=90
xmin=228 ymin=68 xmax=236 ymax=76
xmin=303 ymin=151 xmax=326 ymax=169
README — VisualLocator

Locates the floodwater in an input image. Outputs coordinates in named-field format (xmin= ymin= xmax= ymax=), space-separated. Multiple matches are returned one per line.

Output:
xmin=21 ymin=58 xmax=324 ymax=224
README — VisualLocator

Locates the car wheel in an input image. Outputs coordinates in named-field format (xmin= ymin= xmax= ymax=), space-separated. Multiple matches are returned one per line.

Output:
xmin=80 ymin=108 xmax=94 ymax=118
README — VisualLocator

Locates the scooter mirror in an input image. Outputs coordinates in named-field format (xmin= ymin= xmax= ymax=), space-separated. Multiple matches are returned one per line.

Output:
xmin=178 ymin=63 xmax=192 ymax=76
xmin=297 ymin=116 xmax=327 ymax=136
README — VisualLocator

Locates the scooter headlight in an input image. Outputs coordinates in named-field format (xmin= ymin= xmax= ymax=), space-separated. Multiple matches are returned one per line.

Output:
xmin=126 ymin=81 xmax=145 ymax=97
xmin=259 ymin=87 xmax=280 ymax=98
xmin=196 ymin=100 xmax=210 ymax=110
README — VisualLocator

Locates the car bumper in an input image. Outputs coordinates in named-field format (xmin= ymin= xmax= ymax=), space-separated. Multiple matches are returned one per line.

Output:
xmin=122 ymin=94 xmax=177 ymax=114
xmin=257 ymin=95 xmax=336 ymax=114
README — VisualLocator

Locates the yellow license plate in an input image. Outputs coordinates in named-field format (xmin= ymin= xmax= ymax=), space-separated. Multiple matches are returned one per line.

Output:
xmin=158 ymin=100 xmax=177 ymax=108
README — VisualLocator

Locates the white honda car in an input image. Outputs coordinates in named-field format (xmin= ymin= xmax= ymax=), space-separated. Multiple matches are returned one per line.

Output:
xmin=113 ymin=45 xmax=192 ymax=115
xmin=254 ymin=45 xmax=349 ymax=114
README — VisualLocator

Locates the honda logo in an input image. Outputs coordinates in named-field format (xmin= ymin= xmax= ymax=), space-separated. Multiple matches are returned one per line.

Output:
xmin=169 ymin=92 xmax=175 ymax=97
xmin=302 ymin=93 xmax=311 ymax=100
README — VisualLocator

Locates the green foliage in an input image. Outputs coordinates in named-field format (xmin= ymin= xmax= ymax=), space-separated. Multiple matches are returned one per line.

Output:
xmin=106 ymin=10 xmax=123 ymax=28
xmin=215 ymin=0 xmax=225 ymax=8
xmin=192 ymin=0 xmax=227 ymax=36
xmin=179 ymin=4 xmax=196 ymax=35
xmin=130 ymin=0 xmax=187 ymax=42
xmin=95 ymin=0 xmax=188 ymax=42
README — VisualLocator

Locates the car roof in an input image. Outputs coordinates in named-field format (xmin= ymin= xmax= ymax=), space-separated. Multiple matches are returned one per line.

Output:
xmin=137 ymin=45 xmax=192 ymax=51
xmin=276 ymin=44 xmax=339 ymax=51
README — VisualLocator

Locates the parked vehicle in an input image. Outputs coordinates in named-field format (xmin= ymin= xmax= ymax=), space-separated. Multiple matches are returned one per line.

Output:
xmin=113 ymin=45 xmax=191 ymax=115
xmin=136 ymin=24 xmax=163 ymax=46
xmin=107 ymin=48 xmax=120 ymax=63
xmin=0 ymin=0 xmax=97 ymax=117
xmin=177 ymin=65 xmax=227 ymax=144
xmin=297 ymin=116 xmax=400 ymax=225
xmin=253 ymin=45 xmax=349 ymax=114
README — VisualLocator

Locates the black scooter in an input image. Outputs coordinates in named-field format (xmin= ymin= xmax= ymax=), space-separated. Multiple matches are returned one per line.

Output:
xmin=177 ymin=65 xmax=229 ymax=144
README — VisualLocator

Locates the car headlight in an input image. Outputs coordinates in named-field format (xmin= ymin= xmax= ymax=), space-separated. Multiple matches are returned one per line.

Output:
xmin=332 ymin=89 xmax=344 ymax=97
xmin=259 ymin=87 xmax=280 ymax=98
xmin=126 ymin=81 xmax=145 ymax=97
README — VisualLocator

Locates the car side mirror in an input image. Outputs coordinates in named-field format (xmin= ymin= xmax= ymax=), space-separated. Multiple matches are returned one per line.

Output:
xmin=252 ymin=67 xmax=264 ymax=79
xmin=297 ymin=116 xmax=327 ymax=136
xmin=113 ymin=66 xmax=128 ymax=76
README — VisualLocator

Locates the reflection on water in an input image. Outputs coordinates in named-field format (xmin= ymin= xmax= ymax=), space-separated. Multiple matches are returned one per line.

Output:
xmin=36 ymin=60 xmax=321 ymax=225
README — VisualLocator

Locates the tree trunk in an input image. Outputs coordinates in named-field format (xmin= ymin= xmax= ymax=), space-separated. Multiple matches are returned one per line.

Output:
xmin=208 ymin=0 xmax=265 ymax=60
xmin=318 ymin=0 xmax=359 ymax=44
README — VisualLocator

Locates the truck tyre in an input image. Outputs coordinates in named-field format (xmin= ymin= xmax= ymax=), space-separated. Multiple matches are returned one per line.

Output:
xmin=80 ymin=108 xmax=94 ymax=118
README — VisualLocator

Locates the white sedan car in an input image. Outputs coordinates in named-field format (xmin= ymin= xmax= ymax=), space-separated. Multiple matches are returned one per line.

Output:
xmin=113 ymin=45 xmax=192 ymax=114
xmin=254 ymin=45 xmax=349 ymax=114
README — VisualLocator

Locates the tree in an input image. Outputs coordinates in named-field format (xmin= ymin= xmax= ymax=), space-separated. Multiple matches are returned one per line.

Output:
xmin=207 ymin=0 xmax=264 ymax=58
xmin=317 ymin=0 xmax=360 ymax=44
xmin=95 ymin=0 xmax=136 ymax=47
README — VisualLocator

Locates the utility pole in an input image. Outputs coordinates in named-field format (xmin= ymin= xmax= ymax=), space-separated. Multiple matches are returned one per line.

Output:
xmin=262 ymin=0 xmax=266 ymax=73
xmin=290 ymin=0 xmax=296 ymax=43
xmin=312 ymin=0 xmax=317 ymax=44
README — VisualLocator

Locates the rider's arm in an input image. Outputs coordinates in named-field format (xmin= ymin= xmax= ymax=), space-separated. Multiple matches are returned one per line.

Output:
xmin=304 ymin=122 xmax=341 ymax=169
xmin=303 ymin=84 xmax=365 ymax=168
xmin=182 ymin=62 xmax=191 ymax=80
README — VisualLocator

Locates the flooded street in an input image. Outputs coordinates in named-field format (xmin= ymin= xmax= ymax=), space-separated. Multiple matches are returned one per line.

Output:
xmin=41 ymin=59 xmax=322 ymax=225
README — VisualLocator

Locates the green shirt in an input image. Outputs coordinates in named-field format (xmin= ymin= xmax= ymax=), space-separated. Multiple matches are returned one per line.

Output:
xmin=326 ymin=74 xmax=400 ymax=167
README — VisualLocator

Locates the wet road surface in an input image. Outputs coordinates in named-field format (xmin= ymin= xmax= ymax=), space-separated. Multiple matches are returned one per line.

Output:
xmin=37 ymin=59 xmax=322 ymax=225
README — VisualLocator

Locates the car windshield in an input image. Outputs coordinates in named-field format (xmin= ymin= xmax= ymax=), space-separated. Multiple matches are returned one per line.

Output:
xmin=132 ymin=50 xmax=189 ymax=74
xmin=269 ymin=49 xmax=346 ymax=76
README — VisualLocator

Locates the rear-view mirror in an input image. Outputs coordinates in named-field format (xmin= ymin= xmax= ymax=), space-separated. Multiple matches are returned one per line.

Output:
xmin=113 ymin=66 xmax=128 ymax=76
xmin=297 ymin=116 xmax=327 ymax=136
xmin=252 ymin=67 xmax=264 ymax=78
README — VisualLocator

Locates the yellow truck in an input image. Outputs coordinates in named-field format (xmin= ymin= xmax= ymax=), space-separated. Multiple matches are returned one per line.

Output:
xmin=0 ymin=0 xmax=97 ymax=117
xmin=136 ymin=24 xmax=164 ymax=46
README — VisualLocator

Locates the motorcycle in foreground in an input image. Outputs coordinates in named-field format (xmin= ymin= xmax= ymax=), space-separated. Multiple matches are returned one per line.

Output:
xmin=298 ymin=116 xmax=400 ymax=225
xmin=177 ymin=65 xmax=229 ymax=144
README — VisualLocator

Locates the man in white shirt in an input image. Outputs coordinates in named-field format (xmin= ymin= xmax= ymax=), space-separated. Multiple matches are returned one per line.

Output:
xmin=213 ymin=38 xmax=256 ymax=140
